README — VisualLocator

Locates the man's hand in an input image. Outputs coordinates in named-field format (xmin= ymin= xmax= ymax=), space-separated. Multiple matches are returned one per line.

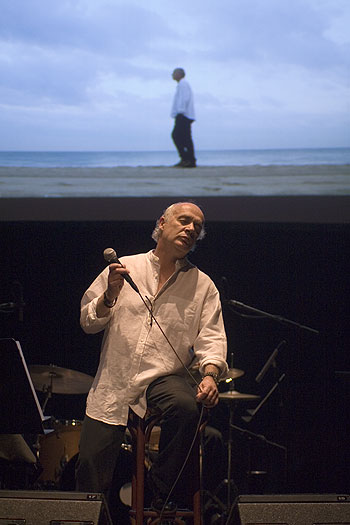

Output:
xmin=107 ymin=262 xmax=129 ymax=298
xmin=196 ymin=376 xmax=219 ymax=408
xmin=96 ymin=262 xmax=130 ymax=317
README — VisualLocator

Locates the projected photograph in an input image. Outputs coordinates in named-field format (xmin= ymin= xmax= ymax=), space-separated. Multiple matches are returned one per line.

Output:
xmin=0 ymin=0 xmax=349 ymax=220
xmin=1 ymin=2 xmax=349 ymax=509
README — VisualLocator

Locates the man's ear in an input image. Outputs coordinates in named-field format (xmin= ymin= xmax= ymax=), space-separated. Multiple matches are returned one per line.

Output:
xmin=159 ymin=216 xmax=166 ymax=231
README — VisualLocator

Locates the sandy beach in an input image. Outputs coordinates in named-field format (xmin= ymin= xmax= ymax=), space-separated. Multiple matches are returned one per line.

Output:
xmin=1 ymin=164 xmax=349 ymax=222
xmin=0 ymin=164 xmax=349 ymax=198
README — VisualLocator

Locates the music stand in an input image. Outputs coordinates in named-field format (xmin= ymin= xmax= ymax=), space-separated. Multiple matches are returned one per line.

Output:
xmin=0 ymin=338 xmax=44 ymax=434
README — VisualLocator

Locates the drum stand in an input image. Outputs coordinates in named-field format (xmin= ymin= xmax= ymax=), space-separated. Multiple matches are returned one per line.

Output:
xmin=222 ymin=376 xmax=288 ymax=525
xmin=41 ymin=380 xmax=53 ymax=415
xmin=218 ymin=392 xmax=239 ymax=511
xmin=203 ymin=387 xmax=259 ymax=524
xmin=32 ymin=378 xmax=54 ymax=463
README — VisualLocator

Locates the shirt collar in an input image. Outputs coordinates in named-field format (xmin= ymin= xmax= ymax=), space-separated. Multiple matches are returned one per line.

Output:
xmin=148 ymin=249 xmax=190 ymax=271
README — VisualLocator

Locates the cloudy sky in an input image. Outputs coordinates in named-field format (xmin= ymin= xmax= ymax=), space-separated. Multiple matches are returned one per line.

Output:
xmin=1 ymin=0 xmax=349 ymax=151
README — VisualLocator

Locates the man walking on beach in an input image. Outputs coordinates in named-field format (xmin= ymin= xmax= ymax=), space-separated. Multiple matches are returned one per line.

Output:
xmin=171 ymin=68 xmax=197 ymax=168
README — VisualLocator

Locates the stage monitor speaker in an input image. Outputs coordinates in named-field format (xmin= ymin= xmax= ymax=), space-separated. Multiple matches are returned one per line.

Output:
xmin=0 ymin=490 xmax=113 ymax=525
xmin=231 ymin=493 xmax=350 ymax=525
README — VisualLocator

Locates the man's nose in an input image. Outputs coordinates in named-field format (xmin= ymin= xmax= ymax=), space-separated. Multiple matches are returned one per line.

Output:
xmin=185 ymin=223 xmax=196 ymax=236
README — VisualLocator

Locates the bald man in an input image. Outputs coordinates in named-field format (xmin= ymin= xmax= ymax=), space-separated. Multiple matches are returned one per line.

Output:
xmin=76 ymin=202 xmax=227 ymax=517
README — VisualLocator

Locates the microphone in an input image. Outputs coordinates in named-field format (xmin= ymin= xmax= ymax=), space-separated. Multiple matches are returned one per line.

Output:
xmin=103 ymin=248 xmax=139 ymax=293
xmin=255 ymin=340 xmax=286 ymax=383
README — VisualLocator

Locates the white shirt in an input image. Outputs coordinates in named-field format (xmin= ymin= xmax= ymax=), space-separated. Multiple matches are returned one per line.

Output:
xmin=170 ymin=78 xmax=196 ymax=120
xmin=80 ymin=250 xmax=227 ymax=426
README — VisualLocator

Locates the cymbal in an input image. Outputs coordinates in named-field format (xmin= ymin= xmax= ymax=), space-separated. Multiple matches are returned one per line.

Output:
xmin=219 ymin=390 xmax=260 ymax=402
xmin=220 ymin=368 xmax=245 ymax=381
xmin=29 ymin=364 xmax=93 ymax=394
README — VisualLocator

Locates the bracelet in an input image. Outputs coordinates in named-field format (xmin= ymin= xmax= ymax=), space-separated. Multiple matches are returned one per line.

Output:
xmin=103 ymin=291 xmax=116 ymax=308
xmin=202 ymin=371 xmax=219 ymax=385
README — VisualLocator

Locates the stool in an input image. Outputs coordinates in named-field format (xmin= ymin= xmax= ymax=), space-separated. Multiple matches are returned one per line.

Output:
xmin=127 ymin=409 xmax=205 ymax=524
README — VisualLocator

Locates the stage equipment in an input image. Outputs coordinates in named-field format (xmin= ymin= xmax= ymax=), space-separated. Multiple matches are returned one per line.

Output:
xmin=0 ymin=338 xmax=44 ymax=434
xmin=37 ymin=419 xmax=82 ymax=486
xmin=214 ymin=390 xmax=260 ymax=516
xmin=255 ymin=340 xmax=286 ymax=383
xmin=219 ymin=391 xmax=259 ymax=402
xmin=0 ymin=490 xmax=113 ymax=525
xmin=29 ymin=364 xmax=94 ymax=394
xmin=242 ymin=373 xmax=286 ymax=424
xmin=225 ymin=299 xmax=319 ymax=334
xmin=220 ymin=368 xmax=245 ymax=381
xmin=27 ymin=364 xmax=93 ymax=485
xmin=229 ymin=493 xmax=350 ymax=524
xmin=0 ymin=280 xmax=25 ymax=321
xmin=0 ymin=434 xmax=36 ymax=464
xmin=29 ymin=364 xmax=93 ymax=413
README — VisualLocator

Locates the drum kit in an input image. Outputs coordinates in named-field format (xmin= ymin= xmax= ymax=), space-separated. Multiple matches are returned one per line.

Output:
xmin=217 ymin=369 xmax=260 ymax=514
xmin=27 ymin=362 xmax=261 ymax=520
xmin=27 ymin=364 xmax=159 ymax=508
xmin=28 ymin=364 xmax=93 ymax=489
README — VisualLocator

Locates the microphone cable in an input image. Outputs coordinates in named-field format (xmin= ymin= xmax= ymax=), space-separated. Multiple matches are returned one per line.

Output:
xmin=157 ymin=403 xmax=205 ymax=520
xmin=135 ymin=294 xmax=206 ymax=517
xmin=104 ymin=248 xmax=203 ymax=390
xmin=104 ymin=249 xmax=211 ymax=514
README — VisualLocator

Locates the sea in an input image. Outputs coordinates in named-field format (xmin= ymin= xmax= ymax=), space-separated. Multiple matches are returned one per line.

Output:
xmin=0 ymin=147 xmax=349 ymax=168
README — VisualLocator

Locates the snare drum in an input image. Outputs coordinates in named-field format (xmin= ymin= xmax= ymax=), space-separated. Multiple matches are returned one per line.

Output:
xmin=38 ymin=419 xmax=82 ymax=486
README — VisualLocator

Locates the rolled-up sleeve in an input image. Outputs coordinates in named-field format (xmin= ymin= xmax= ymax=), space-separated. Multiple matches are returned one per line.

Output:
xmin=194 ymin=286 xmax=228 ymax=380
xmin=80 ymin=267 xmax=112 ymax=334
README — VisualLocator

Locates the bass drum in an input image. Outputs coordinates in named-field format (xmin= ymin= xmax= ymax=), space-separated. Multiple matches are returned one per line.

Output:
xmin=37 ymin=419 xmax=82 ymax=487
xmin=60 ymin=443 xmax=133 ymax=519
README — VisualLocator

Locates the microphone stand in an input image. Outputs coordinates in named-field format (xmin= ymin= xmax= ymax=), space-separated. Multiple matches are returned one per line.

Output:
xmin=255 ymin=340 xmax=286 ymax=384
xmin=233 ymin=374 xmax=288 ymax=507
xmin=223 ymin=421 xmax=288 ymax=525
xmin=242 ymin=373 xmax=286 ymax=424
xmin=226 ymin=299 xmax=319 ymax=335
xmin=0 ymin=282 xmax=26 ymax=322
xmin=218 ymin=298 xmax=317 ymax=523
